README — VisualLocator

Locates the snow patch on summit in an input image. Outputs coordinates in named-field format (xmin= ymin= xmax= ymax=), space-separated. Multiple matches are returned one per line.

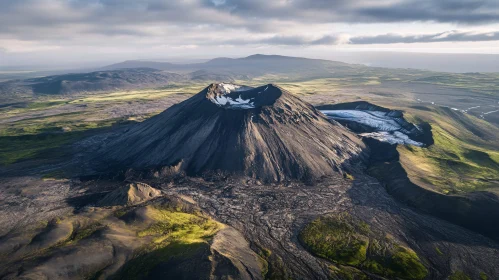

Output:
xmin=210 ymin=83 xmax=256 ymax=109
xmin=212 ymin=94 xmax=255 ymax=109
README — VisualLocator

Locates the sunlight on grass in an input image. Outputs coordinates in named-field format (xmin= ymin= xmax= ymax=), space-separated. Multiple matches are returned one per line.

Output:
xmin=69 ymin=84 xmax=204 ymax=103
xmin=399 ymin=111 xmax=499 ymax=193
xmin=138 ymin=206 xmax=221 ymax=244
xmin=112 ymin=205 xmax=222 ymax=280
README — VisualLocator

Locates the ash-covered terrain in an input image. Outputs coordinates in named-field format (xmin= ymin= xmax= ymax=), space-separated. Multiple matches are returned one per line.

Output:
xmin=1 ymin=82 xmax=498 ymax=280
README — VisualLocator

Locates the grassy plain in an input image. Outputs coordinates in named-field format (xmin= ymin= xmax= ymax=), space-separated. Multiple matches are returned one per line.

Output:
xmin=0 ymin=83 xmax=206 ymax=166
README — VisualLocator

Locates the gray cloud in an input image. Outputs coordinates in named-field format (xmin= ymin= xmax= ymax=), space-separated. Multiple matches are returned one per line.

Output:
xmin=0 ymin=0 xmax=246 ymax=39
xmin=1 ymin=0 xmax=499 ymax=66
xmin=260 ymin=35 xmax=343 ymax=46
xmin=211 ymin=0 xmax=499 ymax=24
xmin=210 ymin=31 xmax=499 ymax=46
xmin=193 ymin=34 xmax=345 ymax=46
xmin=357 ymin=0 xmax=499 ymax=24
xmin=349 ymin=31 xmax=499 ymax=44
xmin=1 ymin=0 xmax=499 ymax=39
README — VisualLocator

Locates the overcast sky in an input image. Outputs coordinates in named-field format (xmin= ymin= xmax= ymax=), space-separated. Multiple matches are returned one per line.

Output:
xmin=1 ymin=0 xmax=499 ymax=68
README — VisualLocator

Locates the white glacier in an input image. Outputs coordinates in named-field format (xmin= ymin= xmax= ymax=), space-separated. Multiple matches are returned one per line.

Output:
xmin=320 ymin=110 xmax=402 ymax=131
xmin=360 ymin=131 xmax=424 ymax=146
xmin=320 ymin=109 xmax=423 ymax=146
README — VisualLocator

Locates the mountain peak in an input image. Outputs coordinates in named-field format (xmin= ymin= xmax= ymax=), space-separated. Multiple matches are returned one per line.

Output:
xmin=206 ymin=83 xmax=281 ymax=109
xmin=96 ymin=83 xmax=367 ymax=182
xmin=244 ymin=54 xmax=288 ymax=60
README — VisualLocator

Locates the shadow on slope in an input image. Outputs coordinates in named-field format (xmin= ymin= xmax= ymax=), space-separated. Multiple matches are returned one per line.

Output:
xmin=319 ymin=101 xmax=499 ymax=241
xmin=366 ymin=138 xmax=499 ymax=242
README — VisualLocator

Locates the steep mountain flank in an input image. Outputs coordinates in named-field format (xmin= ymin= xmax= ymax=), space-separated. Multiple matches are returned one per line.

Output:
xmin=96 ymin=83 xmax=367 ymax=182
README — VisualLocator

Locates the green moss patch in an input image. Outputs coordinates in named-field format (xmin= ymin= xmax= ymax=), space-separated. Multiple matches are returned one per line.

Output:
xmin=479 ymin=272 xmax=489 ymax=280
xmin=113 ymin=205 xmax=222 ymax=279
xmin=137 ymin=206 xmax=220 ymax=244
xmin=300 ymin=214 xmax=428 ymax=280
xmin=449 ymin=271 xmax=471 ymax=280
xmin=435 ymin=246 xmax=444 ymax=256
xmin=331 ymin=265 xmax=368 ymax=280
xmin=299 ymin=214 xmax=369 ymax=266
xmin=68 ymin=223 xmax=104 ymax=244
xmin=387 ymin=245 xmax=428 ymax=280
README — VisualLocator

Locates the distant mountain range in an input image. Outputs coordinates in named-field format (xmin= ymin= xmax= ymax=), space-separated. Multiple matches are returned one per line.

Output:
xmin=102 ymin=54 xmax=359 ymax=78
xmin=0 ymin=55 xmax=364 ymax=96
xmin=2 ymin=54 xmax=497 ymax=99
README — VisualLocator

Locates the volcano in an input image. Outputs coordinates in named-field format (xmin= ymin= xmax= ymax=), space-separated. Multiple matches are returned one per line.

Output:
xmin=97 ymin=83 xmax=367 ymax=182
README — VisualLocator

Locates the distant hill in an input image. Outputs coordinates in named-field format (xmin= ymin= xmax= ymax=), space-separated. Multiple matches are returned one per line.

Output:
xmin=0 ymin=68 xmax=186 ymax=96
xmin=102 ymin=54 xmax=359 ymax=79
xmin=101 ymin=60 xmax=179 ymax=71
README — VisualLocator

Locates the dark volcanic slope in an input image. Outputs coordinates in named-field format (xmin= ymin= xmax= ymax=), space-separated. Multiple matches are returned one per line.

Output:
xmin=96 ymin=83 xmax=366 ymax=182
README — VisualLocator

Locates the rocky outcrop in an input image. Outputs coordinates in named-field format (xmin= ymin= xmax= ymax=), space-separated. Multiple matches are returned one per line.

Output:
xmin=98 ymin=182 xmax=162 ymax=206
xmin=210 ymin=227 xmax=265 ymax=280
